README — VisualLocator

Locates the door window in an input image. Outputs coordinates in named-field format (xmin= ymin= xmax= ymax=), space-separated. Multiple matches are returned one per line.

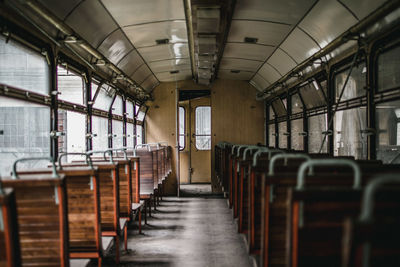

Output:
xmin=195 ymin=106 xmax=211 ymax=150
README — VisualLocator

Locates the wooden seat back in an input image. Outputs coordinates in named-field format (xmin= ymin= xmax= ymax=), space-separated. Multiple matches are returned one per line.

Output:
xmin=19 ymin=166 xmax=103 ymax=260
xmin=2 ymin=173 xmax=69 ymax=266
xmin=0 ymin=188 xmax=21 ymax=267
xmin=136 ymin=149 xmax=156 ymax=196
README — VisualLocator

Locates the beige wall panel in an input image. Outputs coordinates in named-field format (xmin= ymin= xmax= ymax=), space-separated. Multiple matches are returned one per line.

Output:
xmin=146 ymin=79 xmax=264 ymax=195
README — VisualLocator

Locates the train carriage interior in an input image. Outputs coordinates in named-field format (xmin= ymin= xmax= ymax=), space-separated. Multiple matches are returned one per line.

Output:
xmin=0 ymin=0 xmax=400 ymax=266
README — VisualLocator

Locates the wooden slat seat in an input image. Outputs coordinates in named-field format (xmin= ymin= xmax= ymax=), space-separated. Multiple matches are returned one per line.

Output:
xmin=0 ymin=188 xmax=21 ymax=267
xmin=19 ymin=166 xmax=106 ymax=266
xmin=136 ymin=149 xmax=157 ymax=219
xmin=2 ymin=174 xmax=69 ymax=267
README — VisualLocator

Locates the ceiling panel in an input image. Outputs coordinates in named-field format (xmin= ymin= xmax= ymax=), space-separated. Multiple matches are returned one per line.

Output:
xmin=141 ymin=75 xmax=159 ymax=92
xmin=38 ymin=0 xmax=82 ymax=20
xmin=233 ymin=0 xmax=317 ymax=24
xmin=299 ymin=0 xmax=358 ymax=48
xmin=66 ymin=0 xmax=118 ymax=47
xmin=149 ymin=58 xmax=191 ymax=73
xmin=223 ymin=43 xmax=274 ymax=61
xmin=124 ymin=20 xmax=187 ymax=48
xmin=131 ymin=64 xmax=153 ymax=84
xmin=219 ymin=58 xmax=263 ymax=72
xmin=116 ymin=50 xmax=144 ymax=75
xmin=250 ymin=73 xmax=270 ymax=91
xmin=228 ymin=20 xmax=291 ymax=46
xmin=138 ymin=44 xmax=189 ymax=62
xmin=341 ymin=0 xmax=387 ymax=20
xmin=101 ymin=0 xmax=185 ymax=26
xmin=267 ymin=48 xmax=297 ymax=76
xmin=156 ymin=69 xmax=192 ymax=82
xmin=218 ymin=70 xmax=254 ymax=80
xmin=98 ymin=29 xmax=133 ymax=65
xmin=280 ymin=27 xmax=320 ymax=63
xmin=257 ymin=63 xmax=281 ymax=84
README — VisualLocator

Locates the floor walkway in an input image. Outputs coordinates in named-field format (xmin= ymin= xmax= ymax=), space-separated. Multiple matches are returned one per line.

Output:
xmin=105 ymin=193 xmax=252 ymax=267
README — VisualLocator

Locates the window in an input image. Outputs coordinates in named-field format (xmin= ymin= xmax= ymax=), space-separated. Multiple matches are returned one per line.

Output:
xmin=126 ymin=123 xmax=134 ymax=148
xmin=377 ymin=45 xmax=400 ymax=92
xmin=137 ymin=105 xmax=147 ymax=122
xmin=299 ymin=81 xmax=326 ymax=109
xmin=0 ymin=36 xmax=50 ymax=95
xmin=93 ymin=83 xmax=115 ymax=111
xmin=112 ymin=95 xmax=123 ymax=116
xmin=308 ymin=113 xmax=328 ymax=153
xmin=179 ymin=106 xmax=185 ymax=150
xmin=92 ymin=116 xmax=109 ymax=151
xmin=136 ymin=124 xmax=143 ymax=145
xmin=271 ymin=98 xmax=286 ymax=117
xmin=291 ymin=94 xmax=304 ymax=150
xmin=269 ymin=105 xmax=275 ymax=121
xmin=112 ymin=120 xmax=123 ymax=148
xmin=126 ymin=100 xmax=134 ymax=119
xmin=376 ymin=100 xmax=400 ymax=163
xmin=0 ymin=96 xmax=50 ymax=176
xmin=57 ymin=109 xmax=86 ymax=162
xmin=57 ymin=66 xmax=85 ymax=105
xmin=334 ymin=62 xmax=366 ymax=102
xmin=278 ymin=121 xmax=287 ymax=149
xmin=268 ymin=123 xmax=275 ymax=148
xmin=333 ymin=107 xmax=367 ymax=159
xmin=195 ymin=106 xmax=211 ymax=150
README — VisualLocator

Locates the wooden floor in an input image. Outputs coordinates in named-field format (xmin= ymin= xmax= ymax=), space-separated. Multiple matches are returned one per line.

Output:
xmin=101 ymin=190 xmax=252 ymax=266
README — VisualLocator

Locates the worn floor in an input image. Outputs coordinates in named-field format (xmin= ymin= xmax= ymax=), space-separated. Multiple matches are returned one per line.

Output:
xmin=103 ymin=186 xmax=252 ymax=267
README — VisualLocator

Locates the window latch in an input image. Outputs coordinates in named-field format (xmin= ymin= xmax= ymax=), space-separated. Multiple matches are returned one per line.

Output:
xmin=50 ymin=131 xmax=65 ymax=138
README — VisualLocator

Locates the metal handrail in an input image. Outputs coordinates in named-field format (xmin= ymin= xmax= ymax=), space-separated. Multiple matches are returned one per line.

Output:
xmin=58 ymin=152 xmax=93 ymax=170
xmin=296 ymin=159 xmax=361 ymax=190
xmin=359 ymin=174 xmax=400 ymax=222
xmin=12 ymin=157 xmax=58 ymax=180
xmin=252 ymin=148 xmax=283 ymax=167
xmin=135 ymin=144 xmax=151 ymax=151
xmin=243 ymin=146 xmax=262 ymax=161
xmin=103 ymin=148 xmax=128 ymax=161
xmin=268 ymin=154 xmax=311 ymax=176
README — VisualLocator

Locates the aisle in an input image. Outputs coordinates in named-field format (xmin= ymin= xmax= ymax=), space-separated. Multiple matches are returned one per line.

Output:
xmin=112 ymin=196 xmax=252 ymax=267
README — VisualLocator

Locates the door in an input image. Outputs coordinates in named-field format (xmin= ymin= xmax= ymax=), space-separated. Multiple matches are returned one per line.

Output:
xmin=189 ymin=96 xmax=211 ymax=183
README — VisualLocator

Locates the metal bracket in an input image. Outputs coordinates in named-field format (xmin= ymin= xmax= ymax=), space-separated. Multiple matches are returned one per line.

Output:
xmin=50 ymin=131 xmax=65 ymax=138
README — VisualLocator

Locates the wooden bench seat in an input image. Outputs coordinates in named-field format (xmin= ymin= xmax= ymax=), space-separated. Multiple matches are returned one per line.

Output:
xmin=2 ymin=173 xmax=69 ymax=267
xmin=0 ymin=188 xmax=21 ymax=267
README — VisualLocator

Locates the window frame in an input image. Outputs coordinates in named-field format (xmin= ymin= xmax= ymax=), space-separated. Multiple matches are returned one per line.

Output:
xmin=194 ymin=105 xmax=211 ymax=151
xmin=179 ymin=106 xmax=186 ymax=151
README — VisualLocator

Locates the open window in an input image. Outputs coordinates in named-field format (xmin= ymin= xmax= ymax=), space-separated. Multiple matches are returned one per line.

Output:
xmin=299 ymin=80 xmax=326 ymax=110
xmin=92 ymin=83 xmax=116 ymax=111
xmin=291 ymin=93 xmax=304 ymax=151
xmin=112 ymin=95 xmax=123 ymax=116
xmin=136 ymin=105 xmax=148 ymax=124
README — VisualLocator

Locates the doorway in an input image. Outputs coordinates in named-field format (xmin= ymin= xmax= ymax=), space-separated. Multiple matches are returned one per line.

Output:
xmin=178 ymin=90 xmax=211 ymax=194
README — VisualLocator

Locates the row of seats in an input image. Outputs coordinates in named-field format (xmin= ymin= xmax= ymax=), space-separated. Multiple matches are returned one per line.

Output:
xmin=215 ymin=143 xmax=400 ymax=267
xmin=0 ymin=143 xmax=172 ymax=267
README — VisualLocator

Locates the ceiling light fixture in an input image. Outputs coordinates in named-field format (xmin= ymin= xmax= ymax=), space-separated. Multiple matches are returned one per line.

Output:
xmin=244 ymin=37 xmax=258 ymax=44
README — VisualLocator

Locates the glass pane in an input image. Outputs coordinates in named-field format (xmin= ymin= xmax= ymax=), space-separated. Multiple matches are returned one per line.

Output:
xmin=93 ymin=84 xmax=115 ymax=111
xmin=57 ymin=66 xmax=84 ymax=105
xmin=268 ymin=123 xmax=275 ymax=147
xmin=333 ymin=107 xmax=367 ymax=159
xmin=278 ymin=121 xmax=287 ymax=149
xmin=376 ymin=100 xmax=400 ymax=163
xmin=136 ymin=124 xmax=143 ymax=145
xmin=92 ymin=116 xmax=109 ymax=151
xmin=137 ymin=105 xmax=147 ymax=122
xmin=308 ymin=113 xmax=328 ymax=153
xmin=269 ymin=105 xmax=275 ymax=120
xmin=0 ymin=36 xmax=50 ymax=95
xmin=126 ymin=101 xmax=134 ymax=119
xmin=377 ymin=45 xmax=400 ymax=92
xmin=179 ymin=107 xmax=185 ymax=150
xmin=334 ymin=62 xmax=366 ymax=102
xmin=112 ymin=120 xmax=123 ymax=148
xmin=271 ymin=99 xmax=286 ymax=117
xmin=291 ymin=119 xmax=303 ymax=151
xmin=58 ymin=109 xmax=86 ymax=162
xmin=299 ymin=82 xmax=326 ymax=109
xmin=126 ymin=123 xmax=134 ymax=148
xmin=0 ymin=96 xmax=50 ymax=176
xmin=195 ymin=106 xmax=211 ymax=150
xmin=291 ymin=94 xmax=303 ymax=114
xmin=112 ymin=95 xmax=123 ymax=116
